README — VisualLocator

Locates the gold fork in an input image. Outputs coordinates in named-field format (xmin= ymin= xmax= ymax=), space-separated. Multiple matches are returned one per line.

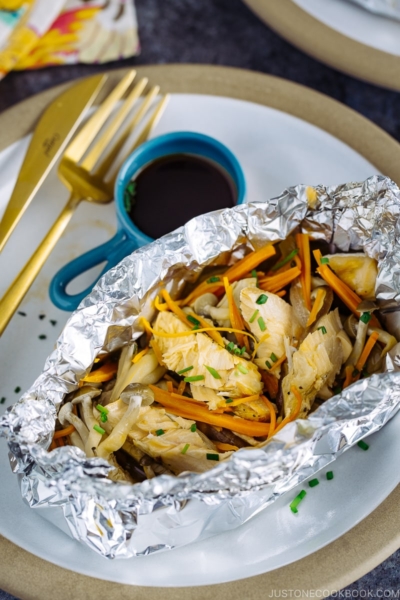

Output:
xmin=0 ymin=70 xmax=169 ymax=336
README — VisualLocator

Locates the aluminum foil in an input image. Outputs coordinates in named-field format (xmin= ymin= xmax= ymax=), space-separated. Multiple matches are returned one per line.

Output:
xmin=2 ymin=174 xmax=400 ymax=560
xmin=347 ymin=0 xmax=400 ymax=19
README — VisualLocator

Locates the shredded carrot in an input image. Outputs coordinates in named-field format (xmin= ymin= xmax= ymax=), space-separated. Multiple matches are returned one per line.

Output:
xmin=141 ymin=318 xmax=257 ymax=346
xmin=149 ymin=385 xmax=270 ymax=437
xmin=306 ymin=287 xmax=326 ymax=327
xmin=161 ymin=289 xmax=191 ymax=323
xmin=313 ymin=249 xmax=380 ymax=328
xmin=273 ymin=385 xmax=302 ymax=435
xmin=166 ymin=380 xmax=174 ymax=393
xmin=132 ymin=347 xmax=149 ymax=364
xmin=56 ymin=437 xmax=65 ymax=447
xmin=150 ymin=339 xmax=164 ymax=365
xmin=276 ymin=290 xmax=287 ymax=298
xmin=177 ymin=380 xmax=186 ymax=395
xmin=356 ymin=331 xmax=380 ymax=372
xmin=261 ymin=395 xmax=276 ymax=439
xmin=53 ymin=424 xmax=75 ymax=439
xmin=268 ymin=354 xmax=287 ymax=372
xmin=170 ymin=392 xmax=205 ymax=405
xmin=219 ymin=394 xmax=260 ymax=409
xmin=258 ymin=267 xmax=301 ymax=293
xmin=215 ymin=442 xmax=239 ymax=452
xmin=343 ymin=365 xmax=355 ymax=389
xmin=81 ymin=361 xmax=118 ymax=383
xmin=223 ymin=243 xmax=276 ymax=282
xmin=223 ymin=277 xmax=250 ymax=352
xmin=296 ymin=233 xmax=311 ymax=311
xmin=49 ymin=439 xmax=57 ymax=451
xmin=154 ymin=295 xmax=169 ymax=311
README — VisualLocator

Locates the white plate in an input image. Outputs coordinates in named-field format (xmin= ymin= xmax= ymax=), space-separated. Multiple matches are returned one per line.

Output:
xmin=0 ymin=92 xmax=398 ymax=587
xmin=293 ymin=0 xmax=400 ymax=56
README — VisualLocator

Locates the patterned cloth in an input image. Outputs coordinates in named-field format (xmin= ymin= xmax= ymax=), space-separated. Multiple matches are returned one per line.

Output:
xmin=0 ymin=0 xmax=139 ymax=79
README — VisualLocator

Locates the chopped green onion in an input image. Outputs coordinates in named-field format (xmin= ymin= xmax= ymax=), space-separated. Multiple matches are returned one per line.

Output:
xmin=181 ymin=443 xmax=190 ymax=454
xmin=0 ymin=397 xmax=6 ymax=404
xmin=39 ymin=314 xmax=45 ymax=320
xmin=190 ymin=423 xmax=197 ymax=432
xmin=265 ymin=360 xmax=272 ymax=369
xmin=234 ymin=347 xmax=241 ymax=356
xmin=14 ymin=387 xmax=21 ymax=394
xmin=251 ymin=269 xmax=258 ymax=279
xmin=257 ymin=316 xmax=266 ymax=331
xmin=155 ymin=429 xmax=164 ymax=436
xmin=207 ymin=276 xmax=220 ymax=283
xmin=256 ymin=294 xmax=268 ymax=305
xmin=206 ymin=453 xmax=219 ymax=461
xmin=270 ymin=352 xmax=278 ymax=363
xmin=226 ymin=398 xmax=233 ymax=404
xmin=318 ymin=326 xmax=327 ymax=335
xmin=289 ymin=489 xmax=306 ymax=513
xmin=177 ymin=366 xmax=194 ymax=375
xmin=205 ymin=365 xmax=221 ymax=379
xmin=333 ymin=386 xmax=342 ymax=395
xmin=50 ymin=319 xmax=57 ymax=326
xmin=357 ymin=440 xmax=369 ymax=451
xmin=187 ymin=315 xmax=201 ymax=326
xmin=237 ymin=364 xmax=248 ymax=375
xmin=249 ymin=309 xmax=259 ymax=323
xmin=192 ymin=326 xmax=200 ymax=331
xmin=96 ymin=404 xmax=109 ymax=415
xmin=352 ymin=368 xmax=360 ymax=377
xmin=184 ymin=375 xmax=205 ymax=382
xmin=93 ymin=424 xmax=105 ymax=435
xmin=17 ymin=311 xmax=26 ymax=317
xmin=227 ymin=342 xmax=235 ymax=351
xmin=320 ymin=257 xmax=330 ymax=264
xmin=272 ymin=248 xmax=299 ymax=271
xmin=308 ymin=479 xmax=319 ymax=488
xmin=38 ymin=334 xmax=47 ymax=340
xmin=326 ymin=471 xmax=334 ymax=481
xmin=360 ymin=312 xmax=372 ymax=324
xmin=240 ymin=346 xmax=246 ymax=355
xmin=100 ymin=413 xmax=108 ymax=423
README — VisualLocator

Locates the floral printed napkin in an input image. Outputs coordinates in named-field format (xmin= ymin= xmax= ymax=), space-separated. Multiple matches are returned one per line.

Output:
xmin=0 ymin=0 xmax=139 ymax=80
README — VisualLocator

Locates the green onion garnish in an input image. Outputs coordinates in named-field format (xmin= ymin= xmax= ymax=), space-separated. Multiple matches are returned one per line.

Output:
xmin=155 ymin=429 xmax=164 ymax=436
xmin=272 ymin=248 xmax=299 ymax=271
xmin=50 ymin=319 xmax=57 ymax=326
xmin=318 ymin=326 xmax=327 ymax=335
xmin=237 ymin=364 xmax=248 ymax=375
xmin=256 ymin=294 xmax=268 ymax=305
xmin=309 ymin=478 xmax=319 ymax=488
xmin=234 ymin=347 xmax=241 ymax=356
xmin=289 ymin=489 xmax=306 ymax=513
xmin=249 ymin=309 xmax=259 ymax=323
xmin=251 ymin=269 xmax=258 ymax=279
xmin=227 ymin=342 xmax=235 ymax=351
xmin=326 ymin=471 xmax=334 ymax=481
xmin=190 ymin=423 xmax=197 ymax=432
xmin=184 ymin=375 xmax=205 ymax=382
xmin=187 ymin=315 xmax=201 ymax=326
xmin=93 ymin=425 xmax=105 ymax=435
xmin=241 ymin=346 xmax=246 ymax=355
xmin=17 ymin=311 xmax=26 ymax=317
xmin=181 ymin=443 xmax=190 ymax=454
xmin=357 ymin=440 xmax=369 ymax=451
xmin=258 ymin=316 xmax=266 ymax=331
xmin=38 ymin=334 xmax=47 ymax=340
xmin=100 ymin=413 xmax=108 ymax=423
xmin=226 ymin=398 xmax=233 ymax=404
xmin=206 ymin=453 xmax=219 ymax=461
xmin=0 ymin=397 xmax=6 ymax=404
xmin=207 ymin=276 xmax=220 ymax=283
xmin=333 ymin=386 xmax=342 ymax=395
xmin=177 ymin=366 xmax=194 ymax=375
xmin=96 ymin=404 xmax=109 ymax=414
xmin=270 ymin=353 xmax=278 ymax=363
xmin=360 ymin=312 xmax=372 ymax=324
xmin=265 ymin=360 xmax=272 ymax=369
xmin=205 ymin=365 xmax=221 ymax=379
xmin=320 ymin=257 xmax=330 ymax=264
xmin=14 ymin=387 xmax=21 ymax=394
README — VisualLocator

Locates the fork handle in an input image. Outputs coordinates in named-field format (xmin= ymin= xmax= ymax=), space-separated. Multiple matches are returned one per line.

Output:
xmin=0 ymin=192 xmax=81 ymax=336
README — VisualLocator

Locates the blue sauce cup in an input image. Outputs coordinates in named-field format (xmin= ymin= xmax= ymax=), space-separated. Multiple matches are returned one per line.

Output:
xmin=50 ymin=131 xmax=246 ymax=311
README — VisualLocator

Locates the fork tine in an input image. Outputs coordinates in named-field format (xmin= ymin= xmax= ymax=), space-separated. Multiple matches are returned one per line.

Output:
xmin=64 ymin=70 xmax=136 ymax=163
xmin=81 ymin=77 xmax=149 ymax=172
xmin=95 ymin=85 xmax=160 ymax=180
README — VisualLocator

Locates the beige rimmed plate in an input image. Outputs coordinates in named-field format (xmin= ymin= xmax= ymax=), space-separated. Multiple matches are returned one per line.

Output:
xmin=243 ymin=0 xmax=400 ymax=91
xmin=0 ymin=64 xmax=400 ymax=600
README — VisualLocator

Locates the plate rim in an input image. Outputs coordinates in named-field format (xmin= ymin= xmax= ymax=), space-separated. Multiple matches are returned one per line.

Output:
xmin=0 ymin=63 xmax=399 ymax=598
xmin=242 ymin=0 xmax=400 ymax=91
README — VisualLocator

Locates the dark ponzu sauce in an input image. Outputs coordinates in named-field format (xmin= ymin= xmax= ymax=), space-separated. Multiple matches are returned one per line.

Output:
xmin=125 ymin=153 xmax=237 ymax=239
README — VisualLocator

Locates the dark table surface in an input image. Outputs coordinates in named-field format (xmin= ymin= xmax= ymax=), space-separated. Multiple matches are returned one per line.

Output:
xmin=0 ymin=0 xmax=399 ymax=598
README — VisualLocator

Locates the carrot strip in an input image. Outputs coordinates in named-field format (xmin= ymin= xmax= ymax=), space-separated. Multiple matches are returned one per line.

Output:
xmin=276 ymin=290 xmax=287 ymax=298
xmin=223 ymin=277 xmax=250 ymax=352
xmin=53 ymin=424 xmax=75 ymax=439
xmin=81 ymin=361 xmax=118 ymax=383
xmin=306 ymin=287 xmax=326 ymax=327
xmin=187 ymin=312 xmax=225 ymax=347
xmin=161 ymin=289 xmax=191 ymax=323
xmin=343 ymin=365 xmax=355 ymax=389
xmin=166 ymin=381 xmax=174 ymax=393
xmin=258 ymin=267 xmax=301 ymax=293
xmin=223 ymin=243 xmax=276 ymax=282
xmin=177 ymin=380 xmax=186 ymax=395
xmin=355 ymin=331 xmax=380 ymax=372
xmin=170 ymin=392 xmax=205 ymax=405
xmin=261 ymin=395 xmax=276 ymax=439
xmin=267 ymin=354 xmax=287 ymax=372
xmin=154 ymin=295 xmax=169 ymax=311
xmin=149 ymin=385 xmax=270 ymax=436
xmin=132 ymin=347 xmax=149 ymax=364
xmin=49 ymin=439 xmax=57 ymax=451
xmin=219 ymin=394 xmax=260 ymax=409
xmin=56 ymin=437 xmax=65 ymax=447
xmin=296 ymin=233 xmax=311 ymax=311
xmin=273 ymin=385 xmax=302 ymax=435
xmin=215 ymin=442 xmax=239 ymax=452
xmin=150 ymin=339 xmax=164 ymax=365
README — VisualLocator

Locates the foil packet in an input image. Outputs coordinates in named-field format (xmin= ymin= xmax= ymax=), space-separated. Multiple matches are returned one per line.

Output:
xmin=348 ymin=0 xmax=400 ymax=19
xmin=2 ymin=174 xmax=400 ymax=559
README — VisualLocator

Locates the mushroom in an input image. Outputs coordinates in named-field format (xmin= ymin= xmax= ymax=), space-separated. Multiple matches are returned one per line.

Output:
xmin=96 ymin=395 xmax=143 ymax=461
xmin=58 ymin=402 xmax=89 ymax=444
xmin=193 ymin=293 xmax=218 ymax=316
xmin=344 ymin=314 xmax=397 ymax=358
xmin=73 ymin=393 xmax=103 ymax=457
xmin=110 ymin=349 xmax=166 ymax=403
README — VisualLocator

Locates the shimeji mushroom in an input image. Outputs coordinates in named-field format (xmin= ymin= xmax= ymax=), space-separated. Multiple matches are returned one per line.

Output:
xmin=58 ymin=402 xmax=89 ymax=447
xmin=73 ymin=392 xmax=103 ymax=457
xmin=110 ymin=349 xmax=166 ymax=404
